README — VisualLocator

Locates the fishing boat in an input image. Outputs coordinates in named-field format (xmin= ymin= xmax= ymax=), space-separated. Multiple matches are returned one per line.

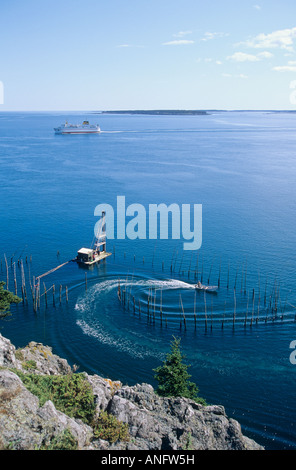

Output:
xmin=195 ymin=281 xmax=218 ymax=292
xmin=76 ymin=211 xmax=111 ymax=266
xmin=54 ymin=120 xmax=101 ymax=134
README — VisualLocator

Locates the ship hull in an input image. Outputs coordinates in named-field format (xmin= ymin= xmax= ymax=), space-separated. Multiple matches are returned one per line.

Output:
xmin=55 ymin=129 xmax=101 ymax=135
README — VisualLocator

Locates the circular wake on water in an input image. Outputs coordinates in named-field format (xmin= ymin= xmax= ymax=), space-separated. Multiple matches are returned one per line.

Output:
xmin=75 ymin=275 xmax=291 ymax=352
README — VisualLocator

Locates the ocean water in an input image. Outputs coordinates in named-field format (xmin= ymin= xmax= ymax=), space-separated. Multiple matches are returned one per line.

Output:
xmin=0 ymin=110 xmax=296 ymax=450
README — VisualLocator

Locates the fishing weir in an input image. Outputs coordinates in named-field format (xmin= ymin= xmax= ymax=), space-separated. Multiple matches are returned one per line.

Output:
xmin=1 ymin=217 xmax=295 ymax=333
xmin=1 ymin=212 xmax=111 ymax=312
xmin=115 ymin=249 xmax=295 ymax=333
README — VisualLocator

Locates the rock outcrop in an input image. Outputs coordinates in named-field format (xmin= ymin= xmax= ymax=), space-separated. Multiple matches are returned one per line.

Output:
xmin=0 ymin=334 xmax=263 ymax=450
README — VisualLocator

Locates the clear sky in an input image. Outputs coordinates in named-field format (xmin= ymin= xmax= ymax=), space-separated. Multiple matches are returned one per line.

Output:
xmin=1 ymin=0 xmax=296 ymax=110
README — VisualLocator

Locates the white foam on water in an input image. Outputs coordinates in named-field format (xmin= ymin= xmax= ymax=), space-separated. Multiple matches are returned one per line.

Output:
xmin=74 ymin=278 xmax=171 ymax=360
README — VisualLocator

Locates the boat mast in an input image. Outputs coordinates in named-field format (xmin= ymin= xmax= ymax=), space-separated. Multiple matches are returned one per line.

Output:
xmin=94 ymin=211 xmax=106 ymax=253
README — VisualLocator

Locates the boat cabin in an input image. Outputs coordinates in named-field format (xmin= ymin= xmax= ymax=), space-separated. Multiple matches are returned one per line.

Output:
xmin=77 ymin=248 xmax=96 ymax=263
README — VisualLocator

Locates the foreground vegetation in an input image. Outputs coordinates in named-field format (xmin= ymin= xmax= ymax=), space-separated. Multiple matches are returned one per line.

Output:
xmin=154 ymin=337 xmax=207 ymax=405
xmin=0 ymin=282 xmax=22 ymax=319
xmin=4 ymin=330 xmax=206 ymax=449
xmin=13 ymin=370 xmax=130 ymax=449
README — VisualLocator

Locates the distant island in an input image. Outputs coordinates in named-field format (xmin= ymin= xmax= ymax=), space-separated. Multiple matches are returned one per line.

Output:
xmin=92 ymin=109 xmax=296 ymax=115
xmin=95 ymin=110 xmax=209 ymax=116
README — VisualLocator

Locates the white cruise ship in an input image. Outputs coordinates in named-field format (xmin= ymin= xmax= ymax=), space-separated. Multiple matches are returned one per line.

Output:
xmin=54 ymin=120 xmax=101 ymax=134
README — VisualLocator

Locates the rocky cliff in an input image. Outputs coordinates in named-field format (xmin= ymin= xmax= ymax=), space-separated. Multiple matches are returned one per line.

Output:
xmin=0 ymin=334 xmax=263 ymax=451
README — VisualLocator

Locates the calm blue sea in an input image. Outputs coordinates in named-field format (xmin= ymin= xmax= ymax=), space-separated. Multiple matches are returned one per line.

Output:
xmin=0 ymin=111 xmax=296 ymax=450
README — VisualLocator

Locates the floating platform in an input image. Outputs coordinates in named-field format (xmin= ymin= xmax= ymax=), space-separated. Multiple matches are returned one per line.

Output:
xmin=76 ymin=248 xmax=112 ymax=266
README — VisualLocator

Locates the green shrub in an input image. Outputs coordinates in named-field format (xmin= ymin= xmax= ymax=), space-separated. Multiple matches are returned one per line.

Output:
xmin=41 ymin=429 xmax=78 ymax=450
xmin=92 ymin=411 xmax=130 ymax=443
xmin=22 ymin=360 xmax=37 ymax=370
xmin=15 ymin=371 xmax=96 ymax=424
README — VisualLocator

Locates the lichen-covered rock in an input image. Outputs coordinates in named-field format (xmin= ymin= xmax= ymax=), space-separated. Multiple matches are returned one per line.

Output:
xmin=0 ymin=334 xmax=17 ymax=369
xmin=0 ymin=334 xmax=264 ymax=451
xmin=106 ymin=384 xmax=263 ymax=450
xmin=15 ymin=340 xmax=72 ymax=375
xmin=0 ymin=369 xmax=93 ymax=450
xmin=84 ymin=374 xmax=122 ymax=415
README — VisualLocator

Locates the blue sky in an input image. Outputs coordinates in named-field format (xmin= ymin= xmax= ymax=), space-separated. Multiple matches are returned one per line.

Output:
xmin=1 ymin=0 xmax=296 ymax=110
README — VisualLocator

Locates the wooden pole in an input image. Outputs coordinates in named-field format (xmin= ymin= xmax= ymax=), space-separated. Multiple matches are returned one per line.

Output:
xmin=195 ymin=253 xmax=199 ymax=280
xmin=179 ymin=294 xmax=186 ymax=330
xmin=244 ymin=259 xmax=247 ymax=295
xmin=160 ymin=288 xmax=163 ymax=327
xmin=153 ymin=288 xmax=156 ymax=324
xmin=218 ymin=259 xmax=221 ymax=288
xmin=264 ymin=278 xmax=267 ymax=307
xmin=173 ymin=251 xmax=178 ymax=272
xmin=43 ymin=283 xmax=48 ymax=308
xmin=257 ymin=271 xmax=260 ymax=323
xmin=194 ymin=290 xmax=197 ymax=331
xmin=152 ymin=244 xmax=156 ymax=267
xmin=178 ymin=252 xmax=184 ymax=274
xmin=207 ymin=258 xmax=215 ymax=285
xmin=170 ymin=249 xmax=176 ymax=272
xmin=13 ymin=263 xmax=17 ymax=295
xmin=117 ymin=279 xmax=121 ymax=301
xmin=201 ymin=256 xmax=204 ymax=283
xmin=233 ymin=288 xmax=236 ymax=328
xmin=251 ymin=289 xmax=255 ymax=326
xmin=234 ymin=265 xmax=238 ymax=290
xmin=245 ymin=291 xmax=249 ymax=327
xmin=188 ymin=252 xmax=193 ymax=278
xmin=204 ymin=292 xmax=208 ymax=331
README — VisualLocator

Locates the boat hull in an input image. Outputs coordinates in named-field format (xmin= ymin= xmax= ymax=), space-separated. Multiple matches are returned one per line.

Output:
xmin=76 ymin=252 xmax=112 ymax=265
xmin=55 ymin=129 xmax=101 ymax=135
xmin=195 ymin=285 xmax=218 ymax=293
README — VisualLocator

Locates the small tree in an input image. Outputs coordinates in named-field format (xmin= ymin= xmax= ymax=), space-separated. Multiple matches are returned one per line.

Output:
xmin=0 ymin=282 xmax=22 ymax=319
xmin=154 ymin=336 xmax=206 ymax=405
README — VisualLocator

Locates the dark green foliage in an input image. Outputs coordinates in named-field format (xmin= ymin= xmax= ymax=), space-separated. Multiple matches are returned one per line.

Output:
xmin=0 ymin=282 xmax=22 ymax=318
xmin=92 ymin=411 xmax=130 ymax=443
xmin=41 ymin=428 xmax=78 ymax=450
xmin=15 ymin=371 xmax=96 ymax=424
xmin=154 ymin=337 xmax=207 ymax=405
xmin=14 ymin=370 xmax=130 ymax=445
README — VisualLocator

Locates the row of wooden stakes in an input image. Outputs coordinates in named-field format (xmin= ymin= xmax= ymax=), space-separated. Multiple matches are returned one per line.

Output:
xmin=116 ymin=277 xmax=292 ymax=331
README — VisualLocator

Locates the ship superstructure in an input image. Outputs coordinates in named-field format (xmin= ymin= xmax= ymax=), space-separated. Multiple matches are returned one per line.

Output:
xmin=54 ymin=120 xmax=101 ymax=134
